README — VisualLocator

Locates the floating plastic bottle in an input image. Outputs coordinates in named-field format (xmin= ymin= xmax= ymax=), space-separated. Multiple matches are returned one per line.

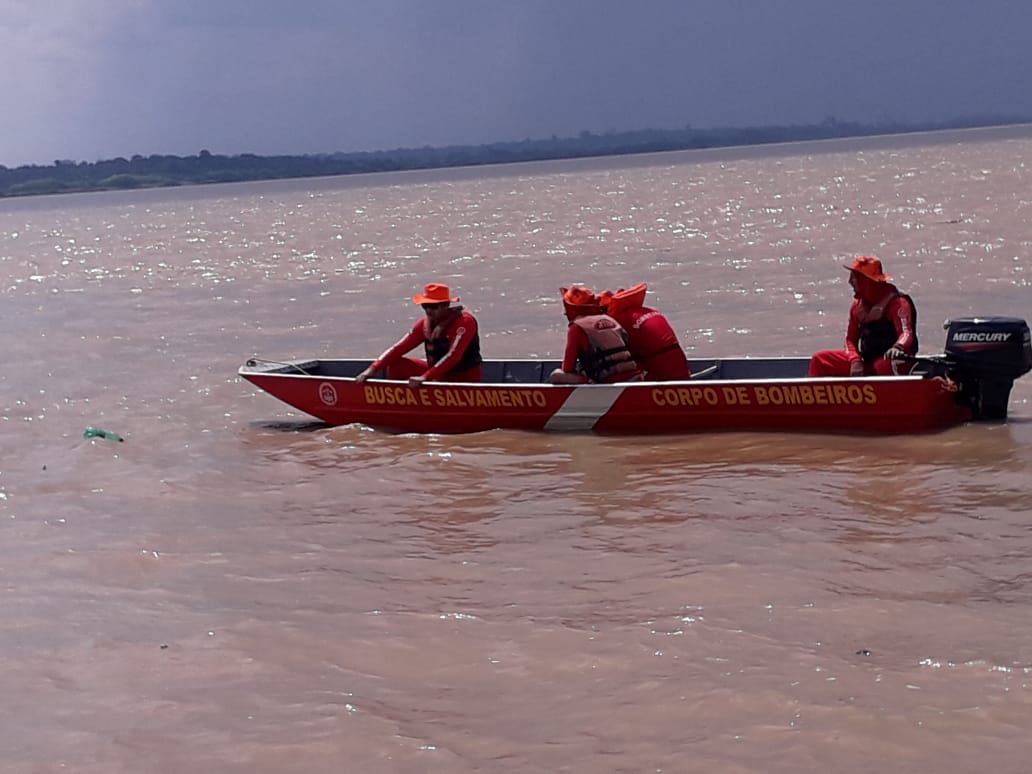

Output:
xmin=83 ymin=426 xmax=124 ymax=442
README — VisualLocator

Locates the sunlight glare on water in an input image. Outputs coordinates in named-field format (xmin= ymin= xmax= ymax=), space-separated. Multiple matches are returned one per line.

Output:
xmin=1 ymin=125 xmax=1031 ymax=773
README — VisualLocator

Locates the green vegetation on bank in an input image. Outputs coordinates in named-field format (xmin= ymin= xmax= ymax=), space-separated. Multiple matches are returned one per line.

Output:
xmin=1 ymin=115 xmax=1028 ymax=198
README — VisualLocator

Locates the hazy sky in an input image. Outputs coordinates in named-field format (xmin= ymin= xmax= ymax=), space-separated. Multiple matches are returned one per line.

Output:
xmin=3 ymin=0 xmax=1031 ymax=167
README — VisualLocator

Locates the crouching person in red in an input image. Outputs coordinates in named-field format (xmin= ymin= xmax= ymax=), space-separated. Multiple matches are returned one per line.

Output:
xmin=548 ymin=286 xmax=643 ymax=384
xmin=600 ymin=283 xmax=691 ymax=381
xmin=356 ymin=282 xmax=483 ymax=386
xmin=808 ymin=256 xmax=918 ymax=377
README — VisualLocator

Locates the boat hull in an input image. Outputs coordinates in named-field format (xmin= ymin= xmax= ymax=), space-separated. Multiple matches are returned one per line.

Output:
xmin=239 ymin=358 xmax=973 ymax=435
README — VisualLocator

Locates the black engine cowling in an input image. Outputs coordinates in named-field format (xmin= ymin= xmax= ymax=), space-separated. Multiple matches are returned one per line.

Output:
xmin=943 ymin=316 xmax=1031 ymax=420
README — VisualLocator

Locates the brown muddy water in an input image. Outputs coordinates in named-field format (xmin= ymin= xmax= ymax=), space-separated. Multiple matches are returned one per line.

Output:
xmin=1 ymin=125 xmax=1031 ymax=773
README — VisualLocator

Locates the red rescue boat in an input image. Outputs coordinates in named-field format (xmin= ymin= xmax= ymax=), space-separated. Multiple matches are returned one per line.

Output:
xmin=239 ymin=316 xmax=1030 ymax=435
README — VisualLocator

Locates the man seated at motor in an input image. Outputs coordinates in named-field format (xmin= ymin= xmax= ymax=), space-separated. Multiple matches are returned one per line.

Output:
xmin=356 ymin=282 xmax=483 ymax=386
xmin=548 ymin=286 xmax=643 ymax=384
xmin=808 ymin=256 xmax=918 ymax=377
xmin=599 ymin=282 xmax=691 ymax=381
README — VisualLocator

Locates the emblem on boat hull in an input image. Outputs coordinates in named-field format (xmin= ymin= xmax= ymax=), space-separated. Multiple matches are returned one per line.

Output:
xmin=319 ymin=382 xmax=338 ymax=406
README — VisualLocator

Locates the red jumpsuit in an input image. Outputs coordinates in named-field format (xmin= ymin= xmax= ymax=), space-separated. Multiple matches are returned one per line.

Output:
xmin=608 ymin=306 xmax=691 ymax=380
xmin=370 ymin=308 xmax=482 ymax=382
xmin=809 ymin=287 xmax=917 ymax=376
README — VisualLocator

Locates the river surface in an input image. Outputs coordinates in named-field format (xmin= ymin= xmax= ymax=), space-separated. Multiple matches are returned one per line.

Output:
xmin=2 ymin=125 xmax=1031 ymax=773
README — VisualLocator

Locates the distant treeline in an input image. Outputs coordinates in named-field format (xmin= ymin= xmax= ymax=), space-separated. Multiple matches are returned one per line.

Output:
xmin=2 ymin=115 xmax=1028 ymax=198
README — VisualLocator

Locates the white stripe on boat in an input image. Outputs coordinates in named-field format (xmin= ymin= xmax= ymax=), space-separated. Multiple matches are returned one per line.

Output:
xmin=545 ymin=385 xmax=626 ymax=431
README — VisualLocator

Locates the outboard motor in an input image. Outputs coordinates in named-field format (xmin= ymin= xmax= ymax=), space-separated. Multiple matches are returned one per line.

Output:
xmin=943 ymin=316 xmax=1031 ymax=420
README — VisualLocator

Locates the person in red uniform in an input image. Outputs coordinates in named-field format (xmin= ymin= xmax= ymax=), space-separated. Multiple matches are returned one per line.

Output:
xmin=599 ymin=283 xmax=691 ymax=381
xmin=808 ymin=256 xmax=918 ymax=377
xmin=548 ymin=286 xmax=642 ymax=384
xmin=356 ymin=282 xmax=482 ymax=386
